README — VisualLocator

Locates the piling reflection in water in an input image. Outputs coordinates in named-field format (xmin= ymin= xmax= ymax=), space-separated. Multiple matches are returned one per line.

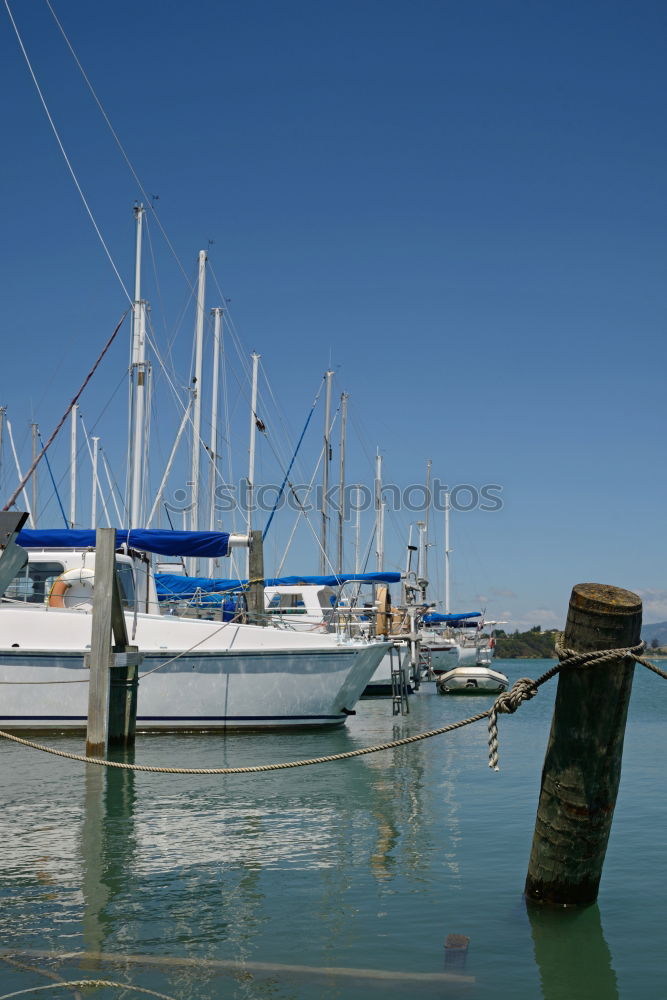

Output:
xmin=7 ymin=677 xmax=651 ymax=998
xmin=528 ymin=901 xmax=619 ymax=1000
xmin=80 ymin=750 xmax=137 ymax=963
xmin=69 ymin=722 xmax=455 ymax=998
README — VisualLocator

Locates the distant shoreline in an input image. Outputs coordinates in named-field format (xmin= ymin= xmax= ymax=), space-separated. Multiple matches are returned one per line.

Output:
xmin=498 ymin=653 xmax=667 ymax=660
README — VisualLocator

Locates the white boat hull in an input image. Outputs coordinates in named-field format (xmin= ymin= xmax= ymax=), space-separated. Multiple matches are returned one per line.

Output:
xmin=362 ymin=647 xmax=412 ymax=697
xmin=0 ymin=606 xmax=389 ymax=730
xmin=424 ymin=644 xmax=459 ymax=672
xmin=456 ymin=643 xmax=495 ymax=667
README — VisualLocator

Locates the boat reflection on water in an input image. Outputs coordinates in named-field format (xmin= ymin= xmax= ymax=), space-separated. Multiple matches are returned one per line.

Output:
xmin=67 ymin=728 xmax=465 ymax=998
xmin=0 ymin=692 xmax=492 ymax=999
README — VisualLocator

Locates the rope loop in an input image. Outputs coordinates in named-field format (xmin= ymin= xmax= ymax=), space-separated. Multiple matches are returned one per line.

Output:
xmin=554 ymin=638 xmax=645 ymax=670
xmin=487 ymin=638 xmax=647 ymax=772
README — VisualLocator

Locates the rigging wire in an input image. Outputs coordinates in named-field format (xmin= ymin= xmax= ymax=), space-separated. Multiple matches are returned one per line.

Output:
xmin=2 ymin=313 xmax=128 ymax=512
xmin=99 ymin=446 xmax=124 ymax=525
xmin=79 ymin=414 xmax=111 ymax=527
xmin=5 ymin=0 xmax=132 ymax=303
xmin=37 ymin=0 xmax=332 ymax=544
xmin=263 ymin=375 xmax=325 ymax=541
xmin=43 ymin=0 xmax=198 ymax=293
xmin=37 ymin=431 xmax=68 ymax=527
xmin=33 ymin=374 xmax=129 ymax=524
xmin=273 ymin=405 xmax=343 ymax=579
xmin=5 ymin=419 xmax=33 ymax=524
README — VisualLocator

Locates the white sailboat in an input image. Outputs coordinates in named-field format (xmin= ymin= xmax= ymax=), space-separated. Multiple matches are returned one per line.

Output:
xmin=0 ymin=206 xmax=392 ymax=729
xmin=0 ymin=531 xmax=389 ymax=730
xmin=431 ymin=492 xmax=508 ymax=695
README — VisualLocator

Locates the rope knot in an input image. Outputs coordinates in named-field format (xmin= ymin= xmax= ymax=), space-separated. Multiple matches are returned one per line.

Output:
xmin=487 ymin=677 xmax=538 ymax=772
xmin=493 ymin=677 xmax=537 ymax=716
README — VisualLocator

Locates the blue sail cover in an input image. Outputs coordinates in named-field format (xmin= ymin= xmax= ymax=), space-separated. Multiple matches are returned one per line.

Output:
xmin=422 ymin=611 xmax=482 ymax=625
xmin=16 ymin=529 xmax=230 ymax=559
xmin=155 ymin=570 xmax=401 ymax=602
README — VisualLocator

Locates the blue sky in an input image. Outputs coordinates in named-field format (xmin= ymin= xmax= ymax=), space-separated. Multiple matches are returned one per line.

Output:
xmin=1 ymin=0 xmax=666 ymax=628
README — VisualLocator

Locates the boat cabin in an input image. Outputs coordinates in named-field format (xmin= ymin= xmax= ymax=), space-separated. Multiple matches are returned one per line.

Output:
xmin=264 ymin=584 xmax=337 ymax=629
xmin=3 ymin=546 xmax=159 ymax=613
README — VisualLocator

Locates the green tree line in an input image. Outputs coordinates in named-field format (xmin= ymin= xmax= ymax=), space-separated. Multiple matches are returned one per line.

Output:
xmin=494 ymin=626 xmax=557 ymax=659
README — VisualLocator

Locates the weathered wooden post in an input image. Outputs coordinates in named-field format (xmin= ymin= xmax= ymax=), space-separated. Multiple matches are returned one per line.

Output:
xmin=525 ymin=582 xmax=642 ymax=906
xmin=86 ymin=528 xmax=140 ymax=757
xmin=107 ymin=563 xmax=140 ymax=750
xmin=246 ymin=529 xmax=265 ymax=624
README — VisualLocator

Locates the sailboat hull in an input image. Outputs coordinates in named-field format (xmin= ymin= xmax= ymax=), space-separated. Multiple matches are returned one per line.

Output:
xmin=0 ymin=607 xmax=389 ymax=730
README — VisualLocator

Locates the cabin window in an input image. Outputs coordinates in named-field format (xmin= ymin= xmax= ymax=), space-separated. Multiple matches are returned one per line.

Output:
xmin=116 ymin=562 xmax=136 ymax=609
xmin=5 ymin=562 xmax=65 ymax=604
xmin=266 ymin=593 xmax=306 ymax=614
xmin=318 ymin=589 xmax=336 ymax=609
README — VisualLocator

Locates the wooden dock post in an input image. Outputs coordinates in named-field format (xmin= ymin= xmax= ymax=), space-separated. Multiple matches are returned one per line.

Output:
xmin=246 ymin=529 xmax=265 ymax=624
xmin=107 ymin=561 xmax=140 ymax=751
xmin=524 ymin=582 xmax=642 ymax=906
xmin=86 ymin=528 xmax=140 ymax=757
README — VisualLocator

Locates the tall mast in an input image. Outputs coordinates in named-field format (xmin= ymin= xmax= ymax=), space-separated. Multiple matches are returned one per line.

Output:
xmin=403 ymin=523 xmax=415 ymax=604
xmin=91 ymin=436 xmax=99 ymax=527
xmin=337 ymin=392 xmax=348 ymax=575
xmin=145 ymin=398 xmax=192 ymax=529
xmin=129 ymin=204 xmax=148 ymax=528
xmin=208 ymin=307 xmax=223 ymax=577
xmin=423 ymin=459 xmax=432 ymax=585
xmin=416 ymin=519 xmax=428 ymax=601
xmin=189 ymin=249 xmax=207 ymax=574
xmin=0 ymin=407 xmax=5 ymax=499
xmin=354 ymin=485 xmax=361 ymax=575
xmin=246 ymin=351 xmax=260 ymax=578
xmin=319 ymin=369 xmax=334 ymax=574
xmin=416 ymin=520 xmax=425 ymax=579
xmin=70 ymin=404 xmax=78 ymax=527
xmin=444 ymin=489 xmax=451 ymax=613
xmin=374 ymin=449 xmax=384 ymax=572
xmin=6 ymin=418 xmax=33 ymax=525
xmin=31 ymin=422 xmax=39 ymax=527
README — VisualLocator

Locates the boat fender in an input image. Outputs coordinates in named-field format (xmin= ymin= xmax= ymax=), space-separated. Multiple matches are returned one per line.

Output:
xmin=48 ymin=567 xmax=95 ymax=608
xmin=375 ymin=585 xmax=391 ymax=637
xmin=341 ymin=707 xmax=356 ymax=716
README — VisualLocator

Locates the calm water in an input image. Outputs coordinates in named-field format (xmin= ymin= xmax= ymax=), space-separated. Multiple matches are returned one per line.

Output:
xmin=0 ymin=658 xmax=665 ymax=999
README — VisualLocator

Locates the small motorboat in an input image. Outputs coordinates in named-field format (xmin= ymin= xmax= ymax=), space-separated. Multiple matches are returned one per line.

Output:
xmin=437 ymin=664 xmax=508 ymax=695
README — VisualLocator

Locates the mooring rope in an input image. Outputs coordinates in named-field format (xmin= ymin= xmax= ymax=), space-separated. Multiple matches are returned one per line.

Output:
xmin=0 ymin=982 xmax=176 ymax=1000
xmin=0 ymin=638 xmax=659 ymax=774
xmin=0 ymin=711 xmax=491 ymax=774
xmin=486 ymin=638 xmax=648 ymax=769
xmin=0 ymin=954 xmax=83 ymax=1000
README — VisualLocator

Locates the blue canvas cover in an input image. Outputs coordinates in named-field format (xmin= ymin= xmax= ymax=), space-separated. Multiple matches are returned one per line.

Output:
xmin=155 ymin=570 xmax=401 ymax=602
xmin=422 ymin=611 xmax=482 ymax=625
xmin=17 ymin=529 xmax=230 ymax=559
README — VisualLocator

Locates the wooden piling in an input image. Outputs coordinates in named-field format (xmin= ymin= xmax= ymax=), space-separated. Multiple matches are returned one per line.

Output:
xmin=524 ymin=582 xmax=642 ymax=906
xmin=246 ymin=529 xmax=265 ymax=624
xmin=86 ymin=529 xmax=116 ymax=757
xmin=86 ymin=528 xmax=140 ymax=757
xmin=107 ymin=564 xmax=139 ymax=750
